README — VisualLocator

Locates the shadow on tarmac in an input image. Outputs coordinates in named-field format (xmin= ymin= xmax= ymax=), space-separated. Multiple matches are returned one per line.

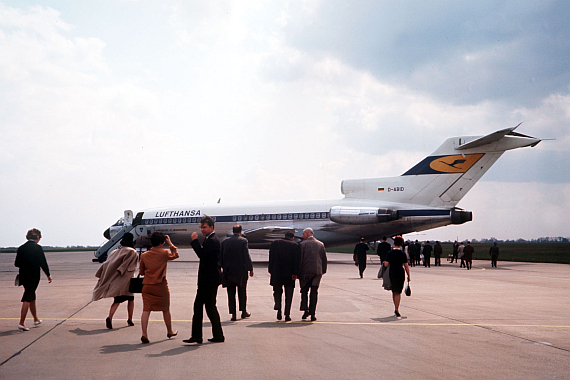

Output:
xmin=372 ymin=316 xmax=408 ymax=322
xmin=100 ymin=343 xmax=147 ymax=354
xmin=69 ymin=327 xmax=125 ymax=336
xmin=146 ymin=345 xmax=200 ymax=357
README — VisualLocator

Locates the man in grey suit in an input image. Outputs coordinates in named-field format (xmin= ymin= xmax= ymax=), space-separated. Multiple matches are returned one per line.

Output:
xmin=298 ymin=228 xmax=327 ymax=322
xmin=221 ymin=225 xmax=253 ymax=321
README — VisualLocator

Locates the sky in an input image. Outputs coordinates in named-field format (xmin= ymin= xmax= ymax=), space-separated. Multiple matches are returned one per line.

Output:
xmin=1 ymin=0 xmax=569 ymax=247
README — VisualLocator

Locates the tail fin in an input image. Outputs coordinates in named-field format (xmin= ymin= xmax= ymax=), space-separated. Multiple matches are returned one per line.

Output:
xmin=341 ymin=125 xmax=541 ymax=207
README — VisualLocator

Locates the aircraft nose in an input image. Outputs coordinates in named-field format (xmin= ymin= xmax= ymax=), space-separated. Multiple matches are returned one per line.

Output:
xmin=103 ymin=228 xmax=111 ymax=240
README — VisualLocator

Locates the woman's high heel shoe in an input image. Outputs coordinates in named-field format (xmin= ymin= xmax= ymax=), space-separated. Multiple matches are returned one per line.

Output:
xmin=167 ymin=331 xmax=178 ymax=339
xmin=18 ymin=324 xmax=29 ymax=331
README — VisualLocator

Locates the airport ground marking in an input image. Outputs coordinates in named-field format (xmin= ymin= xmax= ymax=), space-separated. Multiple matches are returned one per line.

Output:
xmin=2 ymin=317 xmax=569 ymax=329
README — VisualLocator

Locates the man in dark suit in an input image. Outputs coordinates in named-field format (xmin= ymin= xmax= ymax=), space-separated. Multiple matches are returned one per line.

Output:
xmin=221 ymin=225 xmax=253 ymax=321
xmin=463 ymin=241 xmax=474 ymax=270
xmin=489 ymin=242 xmax=499 ymax=268
xmin=268 ymin=232 xmax=300 ymax=321
xmin=408 ymin=240 xmax=417 ymax=267
xmin=353 ymin=237 xmax=369 ymax=278
xmin=376 ymin=236 xmax=391 ymax=264
xmin=415 ymin=240 xmax=422 ymax=266
xmin=183 ymin=216 xmax=224 ymax=344
xmin=423 ymin=241 xmax=433 ymax=267
xmin=451 ymin=241 xmax=459 ymax=263
xmin=299 ymin=228 xmax=327 ymax=322
xmin=434 ymin=241 xmax=443 ymax=266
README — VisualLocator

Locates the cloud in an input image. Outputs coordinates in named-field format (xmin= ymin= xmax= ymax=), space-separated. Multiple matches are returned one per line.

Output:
xmin=282 ymin=0 xmax=570 ymax=107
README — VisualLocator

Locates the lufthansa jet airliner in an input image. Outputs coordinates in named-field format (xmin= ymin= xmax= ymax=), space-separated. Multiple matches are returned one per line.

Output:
xmin=95 ymin=125 xmax=540 ymax=261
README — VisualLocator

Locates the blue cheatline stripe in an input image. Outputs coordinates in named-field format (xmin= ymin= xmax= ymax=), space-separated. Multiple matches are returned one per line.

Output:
xmin=398 ymin=209 xmax=450 ymax=217
xmin=142 ymin=212 xmax=330 ymax=226
xmin=140 ymin=210 xmax=451 ymax=226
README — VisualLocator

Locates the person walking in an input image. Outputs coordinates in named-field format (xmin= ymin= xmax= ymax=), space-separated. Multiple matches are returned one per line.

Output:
xmin=463 ymin=241 xmax=474 ymax=270
xmin=458 ymin=242 xmax=466 ymax=268
xmin=489 ymin=242 xmax=499 ymax=268
xmin=353 ymin=237 xmax=369 ymax=278
xmin=92 ymin=232 xmax=139 ymax=329
xmin=298 ymin=228 xmax=327 ymax=322
xmin=139 ymin=231 xmax=179 ymax=343
xmin=268 ymin=232 xmax=300 ymax=321
xmin=408 ymin=240 xmax=416 ymax=267
xmin=377 ymin=237 xmax=391 ymax=264
xmin=415 ymin=240 xmax=422 ymax=266
xmin=184 ymin=216 xmax=225 ymax=344
xmin=382 ymin=236 xmax=410 ymax=317
xmin=423 ymin=241 xmax=432 ymax=268
xmin=15 ymin=228 xmax=52 ymax=331
xmin=221 ymin=225 xmax=253 ymax=321
xmin=434 ymin=241 xmax=443 ymax=266
xmin=451 ymin=241 xmax=459 ymax=263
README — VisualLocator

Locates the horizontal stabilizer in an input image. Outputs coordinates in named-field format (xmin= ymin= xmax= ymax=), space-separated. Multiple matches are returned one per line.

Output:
xmin=455 ymin=126 xmax=517 ymax=150
xmin=455 ymin=123 xmax=540 ymax=151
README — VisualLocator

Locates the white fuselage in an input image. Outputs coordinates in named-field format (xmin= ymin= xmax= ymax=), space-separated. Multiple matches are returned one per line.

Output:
xmin=109 ymin=198 xmax=457 ymax=249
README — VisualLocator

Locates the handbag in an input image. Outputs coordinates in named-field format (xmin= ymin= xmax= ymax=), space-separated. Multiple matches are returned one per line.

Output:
xmin=129 ymin=275 xmax=143 ymax=293
xmin=15 ymin=274 xmax=20 ymax=286
xmin=404 ymin=281 xmax=411 ymax=296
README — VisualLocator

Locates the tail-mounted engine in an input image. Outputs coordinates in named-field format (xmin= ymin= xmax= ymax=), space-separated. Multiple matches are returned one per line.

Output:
xmin=451 ymin=209 xmax=472 ymax=224
xmin=330 ymin=206 xmax=399 ymax=225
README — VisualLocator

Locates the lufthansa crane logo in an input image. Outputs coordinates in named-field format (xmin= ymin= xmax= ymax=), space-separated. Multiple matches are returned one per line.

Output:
xmin=429 ymin=154 xmax=484 ymax=173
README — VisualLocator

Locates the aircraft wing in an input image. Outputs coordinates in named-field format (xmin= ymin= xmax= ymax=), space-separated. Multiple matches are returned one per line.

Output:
xmin=242 ymin=226 xmax=296 ymax=244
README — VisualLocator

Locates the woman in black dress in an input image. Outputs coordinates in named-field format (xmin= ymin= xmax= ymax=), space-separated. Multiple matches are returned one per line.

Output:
xmin=383 ymin=236 xmax=410 ymax=317
xmin=15 ymin=228 xmax=52 ymax=331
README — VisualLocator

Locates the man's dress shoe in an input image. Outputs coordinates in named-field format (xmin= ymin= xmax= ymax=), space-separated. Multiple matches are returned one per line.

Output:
xmin=182 ymin=337 xmax=203 ymax=344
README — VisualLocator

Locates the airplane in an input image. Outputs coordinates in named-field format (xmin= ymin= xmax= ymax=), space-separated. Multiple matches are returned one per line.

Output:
xmin=95 ymin=125 xmax=541 ymax=261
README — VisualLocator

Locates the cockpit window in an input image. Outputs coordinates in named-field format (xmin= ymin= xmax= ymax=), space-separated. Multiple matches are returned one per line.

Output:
xmin=112 ymin=218 xmax=124 ymax=226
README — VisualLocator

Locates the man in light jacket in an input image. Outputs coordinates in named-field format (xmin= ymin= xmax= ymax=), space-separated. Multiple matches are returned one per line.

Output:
xmin=298 ymin=228 xmax=327 ymax=322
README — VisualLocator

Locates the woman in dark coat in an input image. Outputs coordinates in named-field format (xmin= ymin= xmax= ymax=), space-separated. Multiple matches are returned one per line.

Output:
xmin=15 ymin=228 xmax=52 ymax=331
xmin=382 ymin=236 xmax=410 ymax=317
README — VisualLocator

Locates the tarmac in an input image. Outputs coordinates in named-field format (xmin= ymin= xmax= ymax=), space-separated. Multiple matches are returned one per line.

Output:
xmin=1 ymin=249 xmax=569 ymax=380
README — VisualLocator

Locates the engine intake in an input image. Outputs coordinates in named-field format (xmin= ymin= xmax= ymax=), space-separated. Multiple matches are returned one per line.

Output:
xmin=330 ymin=206 xmax=399 ymax=225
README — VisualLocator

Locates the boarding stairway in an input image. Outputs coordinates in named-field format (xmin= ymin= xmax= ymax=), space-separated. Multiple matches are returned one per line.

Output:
xmin=93 ymin=210 xmax=147 ymax=262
